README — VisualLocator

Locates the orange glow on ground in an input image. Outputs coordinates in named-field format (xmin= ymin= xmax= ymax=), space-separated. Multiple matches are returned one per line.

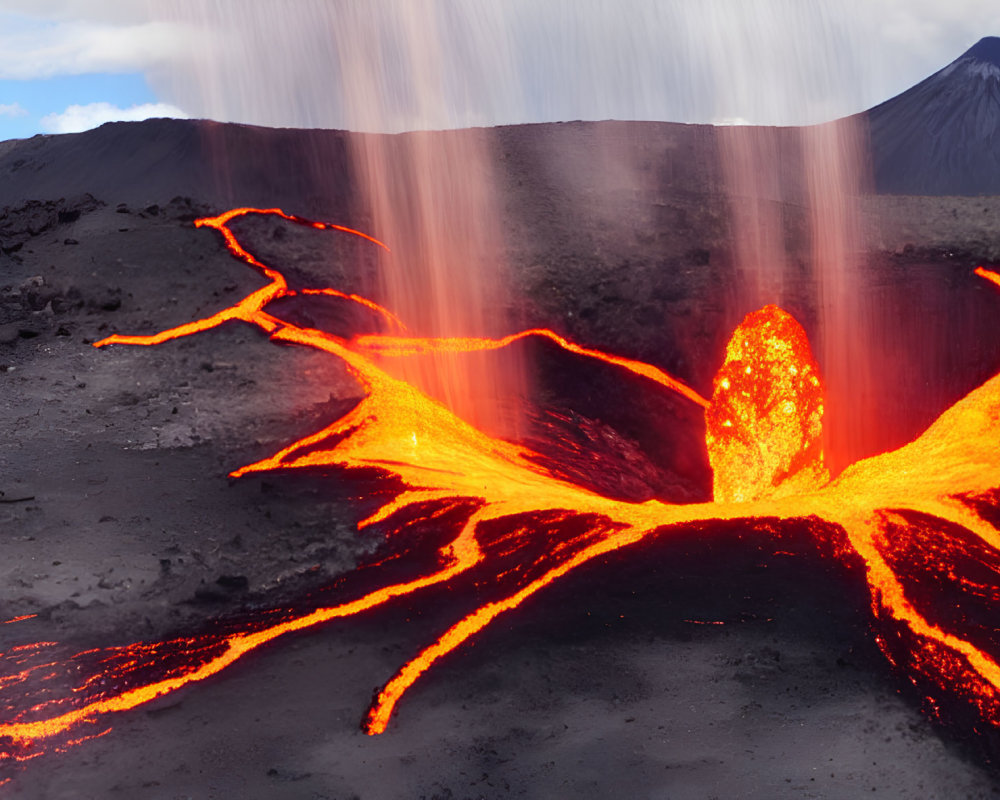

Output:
xmin=2 ymin=212 xmax=1000 ymax=766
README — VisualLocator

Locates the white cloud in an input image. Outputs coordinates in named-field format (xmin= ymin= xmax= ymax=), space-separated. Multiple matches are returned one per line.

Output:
xmin=39 ymin=101 xmax=189 ymax=133
xmin=0 ymin=1 xmax=153 ymax=24
xmin=0 ymin=15 xmax=199 ymax=79
xmin=0 ymin=102 xmax=27 ymax=117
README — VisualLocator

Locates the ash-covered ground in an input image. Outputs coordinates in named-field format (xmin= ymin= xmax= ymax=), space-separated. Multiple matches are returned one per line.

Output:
xmin=3 ymin=121 xmax=1000 ymax=798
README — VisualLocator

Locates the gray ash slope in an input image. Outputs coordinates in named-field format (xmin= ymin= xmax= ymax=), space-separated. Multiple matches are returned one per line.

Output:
xmin=0 ymin=116 xmax=723 ymax=216
xmin=0 ymin=119 xmax=357 ymax=214
xmin=865 ymin=36 xmax=1000 ymax=195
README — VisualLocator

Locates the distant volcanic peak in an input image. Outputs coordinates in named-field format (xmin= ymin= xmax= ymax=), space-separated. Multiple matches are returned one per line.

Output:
xmin=865 ymin=33 xmax=1000 ymax=195
xmin=961 ymin=36 xmax=1000 ymax=66
xmin=943 ymin=36 xmax=1000 ymax=79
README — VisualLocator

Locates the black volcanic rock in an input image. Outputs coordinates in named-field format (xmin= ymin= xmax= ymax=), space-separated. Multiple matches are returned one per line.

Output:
xmin=866 ymin=37 xmax=1000 ymax=195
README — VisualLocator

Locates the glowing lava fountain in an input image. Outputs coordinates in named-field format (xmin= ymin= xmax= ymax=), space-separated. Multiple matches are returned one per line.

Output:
xmin=2 ymin=208 xmax=1000 ymax=767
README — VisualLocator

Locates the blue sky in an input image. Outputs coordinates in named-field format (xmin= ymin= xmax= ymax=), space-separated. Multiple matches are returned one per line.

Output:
xmin=0 ymin=73 xmax=171 ymax=139
xmin=2 ymin=1 xmax=999 ymax=141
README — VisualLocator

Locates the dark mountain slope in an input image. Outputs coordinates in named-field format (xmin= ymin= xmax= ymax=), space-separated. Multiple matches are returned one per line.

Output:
xmin=866 ymin=36 xmax=1000 ymax=195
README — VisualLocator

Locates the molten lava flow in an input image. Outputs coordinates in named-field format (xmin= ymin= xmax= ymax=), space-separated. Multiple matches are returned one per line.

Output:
xmin=1 ymin=213 xmax=999 ymax=770
xmin=706 ymin=305 xmax=828 ymax=502
xmin=93 ymin=207 xmax=392 ymax=348
xmin=975 ymin=265 xmax=1000 ymax=289
xmin=0 ymin=616 xmax=35 ymax=626
xmin=352 ymin=329 xmax=709 ymax=409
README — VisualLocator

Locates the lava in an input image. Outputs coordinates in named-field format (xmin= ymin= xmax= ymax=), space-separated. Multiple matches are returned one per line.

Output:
xmin=705 ymin=305 xmax=828 ymax=503
xmin=1 ymin=209 xmax=1000 ymax=769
